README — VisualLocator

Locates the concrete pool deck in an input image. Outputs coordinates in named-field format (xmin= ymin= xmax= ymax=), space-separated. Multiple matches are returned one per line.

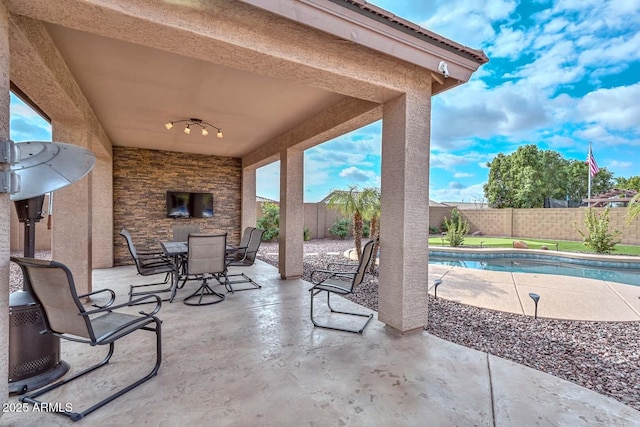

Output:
xmin=344 ymin=246 xmax=640 ymax=322
xmin=428 ymin=263 xmax=640 ymax=321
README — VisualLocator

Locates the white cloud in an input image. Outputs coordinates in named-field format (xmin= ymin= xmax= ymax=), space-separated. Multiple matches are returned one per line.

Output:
xmin=420 ymin=0 xmax=517 ymax=48
xmin=453 ymin=172 xmax=473 ymax=178
xmin=608 ymin=160 xmax=632 ymax=169
xmin=488 ymin=27 xmax=529 ymax=59
xmin=338 ymin=167 xmax=380 ymax=186
xmin=575 ymin=83 xmax=640 ymax=132
xmin=430 ymin=183 xmax=487 ymax=204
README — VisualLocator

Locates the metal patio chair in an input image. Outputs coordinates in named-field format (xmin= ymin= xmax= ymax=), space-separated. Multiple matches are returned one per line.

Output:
xmin=226 ymin=228 xmax=265 ymax=292
xmin=183 ymin=233 xmax=229 ymax=306
xmin=120 ymin=228 xmax=179 ymax=302
xmin=11 ymin=256 xmax=162 ymax=423
xmin=308 ymin=238 xmax=377 ymax=334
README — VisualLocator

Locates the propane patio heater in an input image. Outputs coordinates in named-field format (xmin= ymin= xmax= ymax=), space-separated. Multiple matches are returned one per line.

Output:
xmin=4 ymin=140 xmax=95 ymax=394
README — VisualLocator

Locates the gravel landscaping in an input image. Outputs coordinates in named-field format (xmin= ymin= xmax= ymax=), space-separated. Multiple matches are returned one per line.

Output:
xmin=257 ymin=238 xmax=640 ymax=411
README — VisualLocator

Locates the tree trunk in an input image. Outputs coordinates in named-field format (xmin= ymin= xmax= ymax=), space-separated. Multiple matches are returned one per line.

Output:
xmin=353 ymin=212 xmax=363 ymax=261
xmin=369 ymin=216 xmax=379 ymax=273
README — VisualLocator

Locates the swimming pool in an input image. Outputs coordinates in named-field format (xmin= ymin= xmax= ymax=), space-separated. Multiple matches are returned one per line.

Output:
xmin=429 ymin=250 xmax=640 ymax=286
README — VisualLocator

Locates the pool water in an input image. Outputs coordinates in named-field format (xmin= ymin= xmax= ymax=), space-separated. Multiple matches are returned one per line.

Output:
xmin=429 ymin=256 xmax=640 ymax=286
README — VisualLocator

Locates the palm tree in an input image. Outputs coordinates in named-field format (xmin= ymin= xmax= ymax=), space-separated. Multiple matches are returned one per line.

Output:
xmin=626 ymin=193 xmax=640 ymax=224
xmin=326 ymin=186 xmax=371 ymax=260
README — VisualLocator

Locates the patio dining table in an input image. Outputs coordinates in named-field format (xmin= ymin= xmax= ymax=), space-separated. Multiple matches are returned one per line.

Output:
xmin=160 ymin=240 xmax=245 ymax=277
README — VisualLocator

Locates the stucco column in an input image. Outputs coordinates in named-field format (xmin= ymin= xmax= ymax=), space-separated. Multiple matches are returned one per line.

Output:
xmin=378 ymin=87 xmax=431 ymax=333
xmin=241 ymin=166 xmax=257 ymax=232
xmin=278 ymin=148 xmax=303 ymax=279
xmin=91 ymin=145 xmax=113 ymax=268
xmin=51 ymin=121 xmax=92 ymax=295
xmin=0 ymin=0 xmax=10 ymax=411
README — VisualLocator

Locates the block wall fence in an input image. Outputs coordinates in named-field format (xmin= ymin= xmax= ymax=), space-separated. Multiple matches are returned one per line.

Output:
xmin=254 ymin=204 xmax=640 ymax=245
xmin=460 ymin=207 xmax=640 ymax=245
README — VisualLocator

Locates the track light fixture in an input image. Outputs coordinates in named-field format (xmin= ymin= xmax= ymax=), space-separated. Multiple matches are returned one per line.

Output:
xmin=164 ymin=118 xmax=223 ymax=138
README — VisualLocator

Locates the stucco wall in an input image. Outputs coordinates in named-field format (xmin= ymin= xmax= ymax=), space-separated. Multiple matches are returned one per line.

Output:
xmin=9 ymin=195 xmax=52 ymax=252
xmin=112 ymin=147 xmax=242 ymax=266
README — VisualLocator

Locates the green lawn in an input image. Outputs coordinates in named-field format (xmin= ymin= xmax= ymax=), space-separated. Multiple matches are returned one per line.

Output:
xmin=428 ymin=236 xmax=640 ymax=256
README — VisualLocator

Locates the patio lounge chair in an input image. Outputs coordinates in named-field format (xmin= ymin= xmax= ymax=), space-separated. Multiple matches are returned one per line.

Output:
xmin=10 ymin=256 xmax=162 ymax=423
xmin=308 ymin=238 xmax=377 ymax=334
xmin=120 ymin=228 xmax=179 ymax=302
xmin=183 ymin=233 xmax=228 ymax=306
xmin=226 ymin=228 xmax=265 ymax=292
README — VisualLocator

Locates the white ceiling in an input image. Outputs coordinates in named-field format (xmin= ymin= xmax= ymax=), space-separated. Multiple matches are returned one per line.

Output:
xmin=45 ymin=24 xmax=348 ymax=158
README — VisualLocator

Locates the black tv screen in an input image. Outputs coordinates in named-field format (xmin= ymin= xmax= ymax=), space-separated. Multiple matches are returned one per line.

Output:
xmin=166 ymin=191 xmax=213 ymax=218
xmin=192 ymin=192 xmax=214 ymax=218
xmin=167 ymin=192 xmax=191 ymax=218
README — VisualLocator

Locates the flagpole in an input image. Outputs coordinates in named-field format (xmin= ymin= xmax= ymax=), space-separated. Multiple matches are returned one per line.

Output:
xmin=587 ymin=142 xmax=592 ymax=207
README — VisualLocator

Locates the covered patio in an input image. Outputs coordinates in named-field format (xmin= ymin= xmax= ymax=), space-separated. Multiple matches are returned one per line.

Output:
xmin=3 ymin=260 xmax=638 ymax=425
xmin=2 ymin=0 xmax=638 ymax=423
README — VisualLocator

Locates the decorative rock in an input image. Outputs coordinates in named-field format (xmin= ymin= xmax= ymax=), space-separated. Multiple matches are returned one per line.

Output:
xmin=471 ymin=231 xmax=483 ymax=236
xmin=513 ymin=240 xmax=528 ymax=249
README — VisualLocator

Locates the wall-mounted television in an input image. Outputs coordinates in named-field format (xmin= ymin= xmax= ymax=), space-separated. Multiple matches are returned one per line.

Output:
xmin=166 ymin=191 xmax=213 ymax=218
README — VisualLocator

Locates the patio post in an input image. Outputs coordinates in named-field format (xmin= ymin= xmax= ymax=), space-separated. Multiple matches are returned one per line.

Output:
xmin=278 ymin=147 xmax=304 ymax=279
xmin=378 ymin=85 xmax=431 ymax=333
xmin=241 ymin=166 xmax=257 ymax=233
xmin=51 ymin=121 xmax=93 ymax=295
xmin=0 ymin=0 xmax=10 ymax=410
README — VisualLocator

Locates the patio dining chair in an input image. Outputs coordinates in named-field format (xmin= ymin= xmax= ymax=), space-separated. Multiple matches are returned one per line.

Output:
xmin=183 ymin=233 xmax=229 ymax=306
xmin=120 ymin=228 xmax=179 ymax=302
xmin=172 ymin=223 xmax=201 ymax=276
xmin=226 ymin=228 xmax=265 ymax=292
xmin=10 ymin=256 xmax=162 ymax=423
xmin=308 ymin=238 xmax=377 ymax=334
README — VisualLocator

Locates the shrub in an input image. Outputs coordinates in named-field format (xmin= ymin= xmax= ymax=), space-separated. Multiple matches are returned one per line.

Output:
xmin=574 ymin=207 xmax=621 ymax=254
xmin=363 ymin=222 xmax=370 ymax=238
xmin=329 ymin=218 xmax=351 ymax=239
xmin=429 ymin=226 xmax=440 ymax=234
xmin=443 ymin=208 xmax=469 ymax=247
xmin=257 ymin=202 xmax=279 ymax=241
xmin=303 ymin=226 xmax=311 ymax=241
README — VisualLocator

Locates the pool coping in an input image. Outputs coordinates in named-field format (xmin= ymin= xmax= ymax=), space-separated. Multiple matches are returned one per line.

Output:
xmin=429 ymin=247 xmax=640 ymax=269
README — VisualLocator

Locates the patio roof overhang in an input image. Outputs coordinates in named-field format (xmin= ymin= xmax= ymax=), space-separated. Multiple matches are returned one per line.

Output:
xmin=3 ymin=0 xmax=486 ymax=162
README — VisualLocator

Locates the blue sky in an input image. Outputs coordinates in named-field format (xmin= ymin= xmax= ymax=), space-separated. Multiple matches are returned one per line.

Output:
xmin=257 ymin=0 xmax=640 ymax=202
xmin=10 ymin=1 xmax=639 ymax=203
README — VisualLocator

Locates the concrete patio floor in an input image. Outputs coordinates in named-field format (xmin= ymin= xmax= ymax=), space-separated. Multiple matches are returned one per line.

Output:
xmin=3 ymin=260 xmax=640 ymax=426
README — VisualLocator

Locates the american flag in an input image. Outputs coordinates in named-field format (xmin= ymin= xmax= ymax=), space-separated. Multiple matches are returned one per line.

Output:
xmin=587 ymin=145 xmax=599 ymax=177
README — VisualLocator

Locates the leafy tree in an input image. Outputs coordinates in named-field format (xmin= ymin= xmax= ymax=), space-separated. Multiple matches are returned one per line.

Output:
xmin=615 ymin=176 xmax=640 ymax=191
xmin=484 ymin=144 xmax=613 ymax=208
xmin=257 ymin=202 xmax=279 ymax=241
xmin=574 ymin=208 xmax=621 ymax=254
xmin=326 ymin=186 xmax=378 ymax=260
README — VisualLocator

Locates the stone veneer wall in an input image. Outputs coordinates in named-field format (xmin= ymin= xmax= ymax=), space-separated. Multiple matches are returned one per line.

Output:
xmin=113 ymin=147 xmax=241 ymax=266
